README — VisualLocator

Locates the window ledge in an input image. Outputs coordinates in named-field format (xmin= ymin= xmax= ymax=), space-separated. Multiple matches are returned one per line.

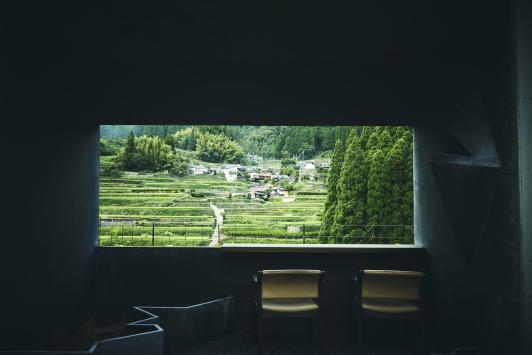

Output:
xmin=220 ymin=243 xmax=422 ymax=254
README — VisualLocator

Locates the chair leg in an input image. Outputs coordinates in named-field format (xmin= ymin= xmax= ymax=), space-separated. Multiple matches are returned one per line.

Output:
xmin=317 ymin=316 xmax=324 ymax=355
xmin=357 ymin=316 xmax=364 ymax=355
xmin=255 ymin=306 xmax=263 ymax=355
xmin=311 ymin=317 xmax=322 ymax=355
xmin=309 ymin=318 xmax=315 ymax=354
xmin=418 ymin=318 xmax=427 ymax=355
xmin=257 ymin=316 xmax=263 ymax=355
xmin=349 ymin=304 xmax=355 ymax=346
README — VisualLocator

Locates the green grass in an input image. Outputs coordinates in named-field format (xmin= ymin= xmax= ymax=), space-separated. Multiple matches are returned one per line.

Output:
xmin=99 ymin=225 xmax=214 ymax=237
xmin=99 ymin=159 xmax=331 ymax=246
xmin=99 ymin=235 xmax=210 ymax=247
xmin=99 ymin=206 xmax=214 ymax=216
xmin=222 ymin=237 xmax=320 ymax=244
xmin=220 ymin=191 xmax=326 ymax=244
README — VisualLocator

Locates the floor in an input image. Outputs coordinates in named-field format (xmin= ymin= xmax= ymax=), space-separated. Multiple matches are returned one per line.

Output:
xmin=172 ymin=330 xmax=426 ymax=355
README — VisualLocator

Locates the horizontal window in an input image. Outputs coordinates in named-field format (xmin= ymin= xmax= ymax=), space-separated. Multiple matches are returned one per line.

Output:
xmin=99 ymin=125 xmax=413 ymax=247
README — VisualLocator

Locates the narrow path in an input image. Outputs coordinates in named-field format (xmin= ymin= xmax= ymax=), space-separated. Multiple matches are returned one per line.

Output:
xmin=209 ymin=203 xmax=224 ymax=247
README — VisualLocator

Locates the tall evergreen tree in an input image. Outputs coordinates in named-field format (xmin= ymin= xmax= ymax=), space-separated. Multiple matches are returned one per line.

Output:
xmin=122 ymin=131 xmax=138 ymax=170
xmin=359 ymin=126 xmax=373 ymax=150
xmin=319 ymin=139 xmax=345 ymax=241
xmin=333 ymin=129 xmax=368 ymax=242
xmin=365 ymin=131 xmax=380 ymax=158
xmin=321 ymin=128 xmax=336 ymax=151
xmin=382 ymin=136 xmax=413 ymax=242
xmin=401 ymin=130 xmax=413 ymax=240
xmin=376 ymin=127 xmax=394 ymax=155
xmin=366 ymin=149 xmax=391 ymax=241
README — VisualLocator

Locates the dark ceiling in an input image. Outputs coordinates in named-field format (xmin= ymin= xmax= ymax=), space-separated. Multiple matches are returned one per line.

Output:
xmin=4 ymin=0 xmax=508 ymax=126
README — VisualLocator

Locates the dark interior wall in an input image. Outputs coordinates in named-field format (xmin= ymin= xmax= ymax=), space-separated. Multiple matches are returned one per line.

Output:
xmin=0 ymin=126 xmax=99 ymax=348
xmin=516 ymin=0 xmax=532 ymax=353
xmin=414 ymin=123 xmax=521 ymax=355
xmin=94 ymin=247 xmax=427 ymax=345
xmin=2 ymin=0 xmax=527 ymax=352
xmin=413 ymin=6 xmax=522 ymax=352
xmin=4 ymin=0 xmax=501 ymax=127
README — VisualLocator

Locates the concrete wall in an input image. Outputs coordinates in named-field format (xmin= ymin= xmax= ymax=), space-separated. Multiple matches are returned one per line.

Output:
xmin=413 ymin=2 xmax=524 ymax=353
xmin=414 ymin=100 xmax=521 ymax=353
xmin=94 ymin=247 xmax=427 ymax=346
xmin=0 ymin=126 xmax=100 ymax=349
xmin=516 ymin=0 xmax=532 ymax=353
xmin=2 ymin=0 xmax=527 ymax=352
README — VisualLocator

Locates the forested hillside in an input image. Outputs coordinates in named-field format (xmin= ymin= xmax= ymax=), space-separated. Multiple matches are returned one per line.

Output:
xmin=319 ymin=126 xmax=413 ymax=243
xmin=101 ymin=125 xmax=355 ymax=159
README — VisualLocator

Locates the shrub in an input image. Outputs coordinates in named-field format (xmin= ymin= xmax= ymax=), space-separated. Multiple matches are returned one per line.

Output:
xmin=195 ymin=132 xmax=244 ymax=163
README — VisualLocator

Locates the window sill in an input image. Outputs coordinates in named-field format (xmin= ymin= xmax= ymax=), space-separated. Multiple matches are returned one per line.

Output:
xmin=220 ymin=243 xmax=422 ymax=254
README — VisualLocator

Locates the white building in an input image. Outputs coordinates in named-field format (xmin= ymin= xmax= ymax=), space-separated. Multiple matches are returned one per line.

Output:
xmin=221 ymin=164 xmax=240 ymax=182
xmin=188 ymin=164 xmax=208 ymax=175
xmin=299 ymin=161 xmax=317 ymax=181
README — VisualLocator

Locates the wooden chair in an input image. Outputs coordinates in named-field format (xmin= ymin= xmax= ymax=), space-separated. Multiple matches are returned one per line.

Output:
xmin=253 ymin=269 xmax=325 ymax=354
xmin=353 ymin=269 xmax=427 ymax=354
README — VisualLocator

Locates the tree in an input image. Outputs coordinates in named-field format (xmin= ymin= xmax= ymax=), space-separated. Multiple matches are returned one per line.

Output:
xmin=116 ymin=133 xmax=176 ymax=172
xmin=333 ymin=129 xmax=369 ymax=241
xmin=365 ymin=131 xmax=380 ymax=158
xmin=143 ymin=125 xmax=186 ymax=137
xmin=366 ymin=149 xmax=390 ymax=241
xmin=376 ymin=127 xmax=394 ymax=154
xmin=121 ymin=131 xmax=140 ymax=170
xmin=319 ymin=139 xmax=345 ymax=241
xmin=279 ymin=151 xmax=297 ymax=176
xmin=99 ymin=138 xmax=121 ymax=156
xmin=169 ymin=155 xmax=190 ymax=177
xmin=320 ymin=128 xmax=337 ymax=151
xmin=100 ymin=159 xmax=123 ymax=178
xmin=135 ymin=135 xmax=174 ymax=171
xmin=167 ymin=128 xmax=198 ymax=151
xmin=195 ymin=132 xmax=244 ymax=163
xmin=359 ymin=126 xmax=373 ymax=150
xmin=240 ymin=126 xmax=280 ymax=158
xmin=381 ymin=136 xmax=413 ymax=242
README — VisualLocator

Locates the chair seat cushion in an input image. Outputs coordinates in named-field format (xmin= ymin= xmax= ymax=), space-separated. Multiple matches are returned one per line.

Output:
xmin=262 ymin=298 xmax=319 ymax=312
xmin=362 ymin=298 xmax=420 ymax=314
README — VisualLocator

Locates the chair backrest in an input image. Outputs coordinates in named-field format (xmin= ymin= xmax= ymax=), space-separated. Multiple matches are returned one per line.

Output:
xmin=361 ymin=270 xmax=424 ymax=301
xmin=261 ymin=269 xmax=322 ymax=299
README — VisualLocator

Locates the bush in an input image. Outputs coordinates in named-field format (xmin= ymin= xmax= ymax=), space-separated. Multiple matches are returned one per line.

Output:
xmin=195 ymin=132 xmax=244 ymax=163
xmin=116 ymin=132 xmax=189 ymax=173
xmin=100 ymin=161 xmax=123 ymax=178
xmin=100 ymin=138 xmax=122 ymax=156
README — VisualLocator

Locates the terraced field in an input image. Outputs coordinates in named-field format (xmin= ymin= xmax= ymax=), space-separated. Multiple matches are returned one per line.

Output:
xmin=99 ymin=161 xmax=328 ymax=246
xmin=219 ymin=184 xmax=326 ymax=244
xmin=99 ymin=172 xmax=250 ymax=246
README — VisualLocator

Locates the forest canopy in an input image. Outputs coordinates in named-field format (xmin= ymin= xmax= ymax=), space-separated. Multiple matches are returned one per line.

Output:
xmin=319 ymin=126 xmax=413 ymax=243
xmin=101 ymin=125 xmax=355 ymax=160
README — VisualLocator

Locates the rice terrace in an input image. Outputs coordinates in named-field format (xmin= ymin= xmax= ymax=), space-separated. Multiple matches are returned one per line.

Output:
xmin=99 ymin=125 xmax=413 ymax=247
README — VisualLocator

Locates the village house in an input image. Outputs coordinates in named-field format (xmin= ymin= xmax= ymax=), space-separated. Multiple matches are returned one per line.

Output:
xmin=272 ymin=173 xmax=289 ymax=182
xmin=249 ymin=185 xmax=269 ymax=200
xmin=270 ymin=187 xmax=289 ymax=197
xmin=221 ymin=164 xmax=241 ymax=173
xmin=209 ymin=167 xmax=222 ymax=175
xmin=221 ymin=164 xmax=240 ymax=182
xmin=248 ymin=171 xmax=272 ymax=182
xmin=258 ymin=172 xmax=272 ymax=181
xmin=298 ymin=160 xmax=317 ymax=181
xmin=188 ymin=164 xmax=209 ymax=175
xmin=248 ymin=172 xmax=260 ymax=181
